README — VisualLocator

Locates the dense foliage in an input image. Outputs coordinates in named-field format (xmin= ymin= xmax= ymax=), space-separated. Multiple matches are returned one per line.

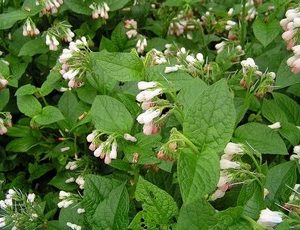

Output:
xmin=1 ymin=0 xmax=300 ymax=229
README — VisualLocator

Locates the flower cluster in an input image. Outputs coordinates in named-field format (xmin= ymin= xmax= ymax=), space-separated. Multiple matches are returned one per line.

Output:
xmin=168 ymin=10 xmax=198 ymax=39
xmin=136 ymin=81 xmax=171 ymax=135
xmin=0 ymin=189 xmax=43 ymax=229
xmin=86 ymin=131 xmax=120 ymax=164
xmin=36 ymin=0 xmax=64 ymax=15
xmin=281 ymin=7 xmax=300 ymax=74
xmin=124 ymin=19 xmax=138 ymax=39
xmin=211 ymin=142 xmax=244 ymax=200
xmin=136 ymin=36 xmax=147 ymax=54
xmin=89 ymin=2 xmax=110 ymax=20
xmin=0 ymin=112 xmax=12 ymax=135
xmin=57 ymin=191 xmax=80 ymax=208
xmin=59 ymin=37 xmax=90 ymax=88
xmin=240 ymin=57 xmax=276 ymax=99
xmin=245 ymin=0 xmax=257 ymax=21
xmin=45 ymin=21 xmax=75 ymax=51
xmin=257 ymin=208 xmax=283 ymax=228
xmin=22 ymin=18 xmax=40 ymax=37
xmin=151 ymin=49 xmax=167 ymax=65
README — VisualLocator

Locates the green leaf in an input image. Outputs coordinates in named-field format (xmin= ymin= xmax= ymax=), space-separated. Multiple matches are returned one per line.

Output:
xmin=0 ymin=88 xmax=9 ymax=110
xmin=108 ymin=0 xmax=130 ymax=11
xmin=91 ymin=51 xmax=144 ymax=82
xmin=253 ymin=18 xmax=281 ymax=47
xmin=28 ymin=163 xmax=54 ymax=181
xmin=276 ymin=57 xmax=300 ymax=89
xmin=93 ymin=183 xmax=129 ymax=230
xmin=58 ymin=91 xmax=84 ymax=126
xmin=273 ymin=92 xmax=300 ymax=125
xmin=237 ymin=181 xmax=264 ymax=219
xmin=90 ymin=95 xmax=133 ymax=133
xmin=177 ymin=198 xmax=216 ymax=230
xmin=265 ymin=161 xmax=297 ymax=208
xmin=18 ymin=37 xmax=48 ymax=56
xmin=48 ymin=172 xmax=78 ymax=191
xmin=0 ymin=9 xmax=39 ymax=30
xmin=59 ymin=205 xmax=84 ymax=230
xmin=6 ymin=136 xmax=39 ymax=152
xmin=64 ymin=0 xmax=91 ymax=15
xmin=177 ymin=148 xmax=219 ymax=203
xmin=82 ymin=175 xmax=119 ymax=221
xmin=110 ymin=22 xmax=128 ymax=51
xmin=183 ymin=79 xmax=236 ymax=153
xmin=135 ymin=177 xmax=178 ymax=225
xmin=17 ymin=95 xmax=42 ymax=117
xmin=34 ymin=106 xmax=65 ymax=125
xmin=15 ymin=84 xmax=36 ymax=96
xmin=234 ymin=122 xmax=287 ymax=155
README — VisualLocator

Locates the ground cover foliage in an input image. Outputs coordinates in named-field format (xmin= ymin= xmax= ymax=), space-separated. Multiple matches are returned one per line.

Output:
xmin=1 ymin=0 xmax=300 ymax=229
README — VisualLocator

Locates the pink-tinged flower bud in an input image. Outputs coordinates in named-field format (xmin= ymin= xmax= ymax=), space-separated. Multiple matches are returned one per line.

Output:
xmin=257 ymin=208 xmax=283 ymax=228
xmin=287 ymin=39 xmax=296 ymax=50
xmin=220 ymin=159 xmax=240 ymax=170
xmin=0 ymin=126 xmax=7 ymax=135
xmin=138 ymin=81 xmax=157 ymax=90
xmin=89 ymin=143 xmax=96 ymax=151
xmin=287 ymin=56 xmax=297 ymax=66
xmin=137 ymin=109 xmax=161 ymax=124
xmin=280 ymin=18 xmax=289 ymax=30
xmin=126 ymin=29 xmax=138 ymax=39
xmin=287 ymin=21 xmax=295 ymax=30
xmin=94 ymin=144 xmax=104 ymax=157
xmin=86 ymin=131 xmax=96 ymax=142
xmin=282 ymin=30 xmax=295 ymax=41
xmin=292 ymin=45 xmax=300 ymax=55
xmin=104 ymin=154 xmax=111 ymax=164
xmin=143 ymin=122 xmax=159 ymax=135
xmin=141 ymin=101 xmax=154 ymax=110
xmin=210 ymin=189 xmax=225 ymax=201
xmin=0 ymin=78 xmax=8 ymax=88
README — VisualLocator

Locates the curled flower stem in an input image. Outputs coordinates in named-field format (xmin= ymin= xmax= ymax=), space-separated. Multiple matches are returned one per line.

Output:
xmin=240 ymin=0 xmax=247 ymax=48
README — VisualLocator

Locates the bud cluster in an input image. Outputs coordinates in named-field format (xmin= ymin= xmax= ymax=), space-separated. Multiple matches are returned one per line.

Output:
xmin=0 ymin=112 xmax=12 ymax=135
xmin=281 ymin=7 xmax=300 ymax=74
xmin=0 ymin=75 xmax=8 ymax=90
xmin=45 ymin=21 xmax=75 ymax=51
xmin=211 ymin=142 xmax=244 ymax=200
xmin=245 ymin=0 xmax=257 ymax=21
xmin=57 ymin=191 xmax=80 ymax=208
xmin=168 ymin=10 xmax=198 ymax=40
xmin=36 ymin=0 xmax=64 ymax=15
xmin=239 ymin=57 xmax=276 ymax=99
xmin=290 ymin=145 xmax=300 ymax=164
xmin=89 ymin=2 xmax=110 ymax=20
xmin=22 ymin=18 xmax=40 ymax=37
xmin=59 ymin=37 xmax=91 ymax=88
xmin=136 ymin=81 xmax=173 ymax=135
xmin=86 ymin=131 xmax=119 ymax=164
xmin=124 ymin=19 xmax=138 ymax=39
xmin=0 ymin=189 xmax=43 ymax=229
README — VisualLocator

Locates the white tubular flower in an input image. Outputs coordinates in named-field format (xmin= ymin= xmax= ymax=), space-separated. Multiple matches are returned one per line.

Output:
xmin=94 ymin=144 xmax=104 ymax=158
xmin=136 ymin=88 xmax=162 ymax=102
xmin=223 ymin=142 xmax=243 ymax=158
xmin=27 ymin=193 xmax=36 ymax=203
xmin=268 ymin=122 xmax=281 ymax=129
xmin=59 ymin=191 xmax=71 ymax=200
xmin=0 ymin=217 xmax=5 ymax=228
xmin=138 ymin=81 xmax=157 ymax=90
xmin=123 ymin=133 xmax=137 ymax=142
xmin=67 ymin=222 xmax=82 ymax=230
xmin=220 ymin=159 xmax=240 ymax=170
xmin=136 ymin=37 xmax=147 ymax=53
xmin=65 ymin=177 xmax=75 ymax=183
xmin=164 ymin=65 xmax=179 ymax=73
xmin=196 ymin=53 xmax=204 ymax=63
xmin=186 ymin=55 xmax=196 ymax=64
xmin=77 ymin=208 xmax=85 ymax=214
xmin=136 ymin=109 xmax=161 ymax=124
xmin=58 ymin=200 xmax=73 ymax=208
xmin=75 ymin=176 xmax=85 ymax=189
xmin=227 ymin=8 xmax=234 ymax=16
xmin=109 ymin=141 xmax=117 ymax=159
xmin=104 ymin=154 xmax=112 ymax=164
xmin=215 ymin=41 xmax=226 ymax=53
xmin=294 ymin=145 xmax=300 ymax=155
xmin=65 ymin=161 xmax=78 ymax=170
xmin=86 ymin=131 xmax=97 ymax=142
xmin=257 ymin=208 xmax=283 ymax=228
xmin=126 ymin=29 xmax=138 ymax=39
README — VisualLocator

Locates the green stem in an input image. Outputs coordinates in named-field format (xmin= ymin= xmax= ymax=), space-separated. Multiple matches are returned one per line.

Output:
xmin=176 ymin=131 xmax=199 ymax=154
xmin=240 ymin=0 xmax=247 ymax=48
